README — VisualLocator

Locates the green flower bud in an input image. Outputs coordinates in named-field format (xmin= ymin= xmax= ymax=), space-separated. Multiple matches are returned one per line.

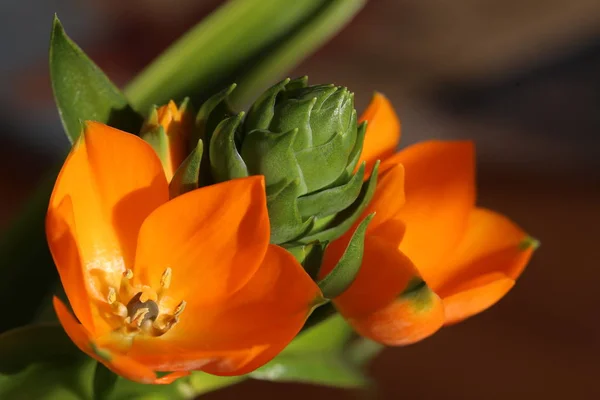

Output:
xmin=204 ymin=77 xmax=378 ymax=245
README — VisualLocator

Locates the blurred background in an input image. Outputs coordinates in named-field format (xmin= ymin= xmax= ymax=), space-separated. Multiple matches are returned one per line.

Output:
xmin=1 ymin=0 xmax=599 ymax=398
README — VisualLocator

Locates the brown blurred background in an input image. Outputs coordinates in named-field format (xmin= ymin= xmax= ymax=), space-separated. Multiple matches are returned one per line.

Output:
xmin=1 ymin=0 xmax=599 ymax=398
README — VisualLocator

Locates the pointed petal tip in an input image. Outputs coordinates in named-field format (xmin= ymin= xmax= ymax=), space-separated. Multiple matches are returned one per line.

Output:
xmin=519 ymin=235 xmax=540 ymax=251
xmin=350 ymin=282 xmax=444 ymax=346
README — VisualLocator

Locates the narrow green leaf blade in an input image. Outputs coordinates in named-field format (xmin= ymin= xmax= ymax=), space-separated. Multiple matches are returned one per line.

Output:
xmin=0 ymin=324 xmax=81 ymax=375
xmin=318 ymin=214 xmax=374 ymax=299
xmin=124 ymin=0 xmax=325 ymax=111
xmin=50 ymin=15 xmax=142 ymax=142
xmin=250 ymin=354 xmax=368 ymax=388
xmin=250 ymin=315 xmax=369 ymax=388
xmin=230 ymin=0 xmax=367 ymax=109
xmin=93 ymin=363 xmax=117 ymax=400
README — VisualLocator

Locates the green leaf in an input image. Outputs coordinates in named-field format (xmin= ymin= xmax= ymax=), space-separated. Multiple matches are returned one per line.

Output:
xmin=169 ymin=139 xmax=204 ymax=198
xmin=209 ymin=113 xmax=249 ymax=182
xmin=250 ymin=353 xmax=368 ymax=388
xmin=347 ymin=338 xmax=385 ymax=367
xmin=317 ymin=214 xmax=374 ymax=299
xmin=0 ymin=358 xmax=96 ymax=400
xmin=93 ymin=363 xmax=117 ymax=400
xmin=0 ymin=324 xmax=81 ymax=374
xmin=228 ymin=0 xmax=367 ymax=108
xmin=250 ymin=314 xmax=369 ymax=388
xmin=50 ymin=15 xmax=142 ymax=142
xmin=0 ymin=324 xmax=94 ymax=400
xmin=125 ymin=0 xmax=364 ymax=112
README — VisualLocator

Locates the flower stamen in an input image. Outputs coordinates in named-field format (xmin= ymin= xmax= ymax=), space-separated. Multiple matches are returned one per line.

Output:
xmin=160 ymin=267 xmax=172 ymax=289
xmin=105 ymin=268 xmax=185 ymax=338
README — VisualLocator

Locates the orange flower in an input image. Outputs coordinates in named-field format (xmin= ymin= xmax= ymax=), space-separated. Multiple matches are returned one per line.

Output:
xmin=321 ymin=93 xmax=538 ymax=345
xmin=46 ymin=122 xmax=322 ymax=383
xmin=140 ymin=100 xmax=193 ymax=182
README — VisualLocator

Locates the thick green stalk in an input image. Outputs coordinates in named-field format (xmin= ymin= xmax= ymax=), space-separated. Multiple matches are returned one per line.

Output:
xmin=125 ymin=0 xmax=327 ymax=111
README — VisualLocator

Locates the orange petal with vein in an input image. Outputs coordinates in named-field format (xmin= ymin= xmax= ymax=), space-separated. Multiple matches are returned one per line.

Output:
xmin=322 ymin=232 xmax=418 ymax=319
xmin=432 ymin=208 xmax=536 ymax=324
xmin=128 ymin=244 xmax=320 ymax=375
xmin=442 ymin=273 xmax=515 ymax=325
xmin=358 ymin=92 xmax=401 ymax=169
xmin=363 ymin=163 xmax=406 ymax=231
xmin=48 ymin=122 xmax=168 ymax=292
xmin=431 ymin=208 xmax=535 ymax=291
xmin=385 ymin=141 xmax=475 ymax=280
xmin=46 ymin=196 xmax=96 ymax=333
xmin=133 ymin=176 xmax=270 ymax=306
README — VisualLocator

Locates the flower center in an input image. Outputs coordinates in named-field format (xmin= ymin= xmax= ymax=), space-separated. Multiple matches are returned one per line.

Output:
xmin=105 ymin=267 xmax=186 ymax=337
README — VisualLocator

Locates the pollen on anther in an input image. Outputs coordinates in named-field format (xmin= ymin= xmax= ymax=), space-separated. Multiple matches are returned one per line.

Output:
xmin=160 ymin=267 xmax=172 ymax=289
xmin=123 ymin=269 xmax=134 ymax=279
xmin=107 ymin=287 xmax=117 ymax=305
xmin=132 ymin=308 xmax=149 ymax=327
xmin=174 ymin=300 xmax=186 ymax=317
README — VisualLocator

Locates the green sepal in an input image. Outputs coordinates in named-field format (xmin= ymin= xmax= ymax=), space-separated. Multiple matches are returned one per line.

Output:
xmin=297 ymin=162 xmax=366 ymax=219
xmin=398 ymin=278 xmax=438 ymax=313
xmin=50 ymin=15 xmax=142 ymax=142
xmin=244 ymin=77 xmax=308 ymax=132
xmin=241 ymin=128 xmax=305 ymax=192
xmin=300 ymin=161 xmax=380 ymax=244
xmin=140 ymin=119 xmax=169 ymax=166
xmin=344 ymin=120 xmax=368 ymax=176
xmin=270 ymin=96 xmax=317 ymax=150
xmin=92 ymin=363 xmax=117 ymax=400
xmin=317 ymin=214 xmax=374 ymax=299
xmin=267 ymin=179 xmax=314 ymax=244
xmin=193 ymin=84 xmax=237 ymax=147
xmin=328 ymin=120 xmax=366 ymax=188
xmin=295 ymin=131 xmax=351 ymax=193
xmin=209 ymin=113 xmax=249 ymax=182
xmin=169 ymin=139 xmax=204 ymax=198
xmin=285 ymin=241 xmax=327 ymax=279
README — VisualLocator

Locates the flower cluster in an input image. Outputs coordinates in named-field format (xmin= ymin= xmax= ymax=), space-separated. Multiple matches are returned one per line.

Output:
xmin=46 ymin=82 xmax=537 ymax=384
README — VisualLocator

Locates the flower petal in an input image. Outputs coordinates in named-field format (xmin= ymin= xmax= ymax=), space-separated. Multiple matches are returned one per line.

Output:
xmin=46 ymin=196 xmax=94 ymax=331
xmin=358 ymin=93 xmax=401 ymax=169
xmin=363 ymin=163 xmax=406 ymax=231
xmin=53 ymin=297 xmax=179 ymax=384
xmin=322 ymin=232 xmax=418 ymax=319
xmin=127 ymin=244 xmax=320 ymax=375
xmin=382 ymin=141 xmax=475 ymax=280
xmin=432 ymin=208 xmax=537 ymax=324
xmin=348 ymin=283 xmax=444 ymax=346
xmin=133 ymin=176 xmax=270 ymax=305
xmin=48 ymin=122 xmax=169 ymax=297
xmin=442 ymin=273 xmax=515 ymax=325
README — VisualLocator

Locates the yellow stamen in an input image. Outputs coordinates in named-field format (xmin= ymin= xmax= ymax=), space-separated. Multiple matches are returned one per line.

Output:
xmin=173 ymin=300 xmax=186 ymax=318
xmin=107 ymin=287 xmax=117 ymax=305
xmin=160 ymin=267 xmax=172 ymax=289
xmin=123 ymin=269 xmax=134 ymax=280
xmin=131 ymin=308 xmax=149 ymax=327
xmin=139 ymin=286 xmax=157 ymax=303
